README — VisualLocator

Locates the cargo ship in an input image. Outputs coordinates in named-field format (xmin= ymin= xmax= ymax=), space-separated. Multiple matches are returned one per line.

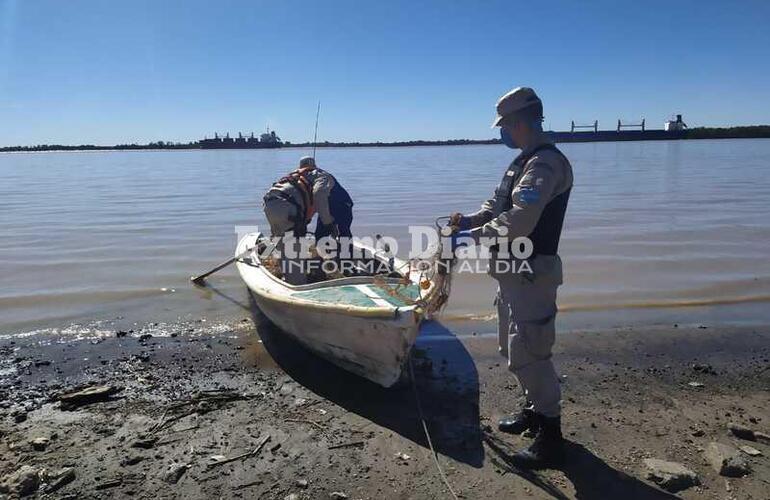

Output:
xmin=199 ymin=128 xmax=282 ymax=149
xmin=547 ymin=115 xmax=687 ymax=143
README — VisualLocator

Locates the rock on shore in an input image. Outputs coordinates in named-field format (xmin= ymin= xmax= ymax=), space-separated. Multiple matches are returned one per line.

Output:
xmin=704 ymin=442 xmax=751 ymax=477
xmin=642 ymin=458 xmax=700 ymax=492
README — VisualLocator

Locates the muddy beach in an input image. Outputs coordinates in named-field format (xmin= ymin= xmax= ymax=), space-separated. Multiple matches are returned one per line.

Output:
xmin=1 ymin=309 xmax=769 ymax=499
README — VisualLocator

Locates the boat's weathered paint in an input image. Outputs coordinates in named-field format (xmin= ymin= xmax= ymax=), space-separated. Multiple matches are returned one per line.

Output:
xmin=235 ymin=233 xmax=430 ymax=387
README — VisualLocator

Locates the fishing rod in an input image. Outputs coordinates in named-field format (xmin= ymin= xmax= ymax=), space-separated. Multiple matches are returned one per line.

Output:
xmin=192 ymin=104 xmax=321 ymax=287
xmin=312 ymin=101 xmax=320 ymax=159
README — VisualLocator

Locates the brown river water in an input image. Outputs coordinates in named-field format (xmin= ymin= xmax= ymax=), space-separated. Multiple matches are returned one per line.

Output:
xmin=2 ymin=140 xmax=770 ymax=338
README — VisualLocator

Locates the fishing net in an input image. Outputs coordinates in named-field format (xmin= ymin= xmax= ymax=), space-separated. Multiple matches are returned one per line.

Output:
xmin=372 ymin=274 xmax=417 ymax=305
xmin=415 ymin=217 xmax=457 ymax=316
xmin=368 ymin=217 xmax=458 ymax=316
xmin=261 ymin=254 xmax=283 ymax=278
xmin=256 ymin=220 xmax=459 ymax=317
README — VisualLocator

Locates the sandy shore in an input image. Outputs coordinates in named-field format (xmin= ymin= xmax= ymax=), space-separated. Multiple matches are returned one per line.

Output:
xmin=1 ymin=313 xmax=769 ymax=499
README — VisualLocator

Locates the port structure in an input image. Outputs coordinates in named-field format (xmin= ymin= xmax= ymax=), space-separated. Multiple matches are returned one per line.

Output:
xmin=617 ymin=119 xmax=645 ymax=132
xmin=551 ymin=115 xmax=686 ymax=143
xmin=570 ymin=120 xmax=599 ymax=133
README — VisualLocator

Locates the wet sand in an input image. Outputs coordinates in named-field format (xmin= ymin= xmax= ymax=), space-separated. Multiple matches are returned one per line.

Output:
xmin=1 ymin=313 xmax=769 ymax=499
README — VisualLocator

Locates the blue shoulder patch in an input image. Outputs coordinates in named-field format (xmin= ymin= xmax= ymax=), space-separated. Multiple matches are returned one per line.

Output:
xmin=516 ymin=187 xmax=541 ymax=205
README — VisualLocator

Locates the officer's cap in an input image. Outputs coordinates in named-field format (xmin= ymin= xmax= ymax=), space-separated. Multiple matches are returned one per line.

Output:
xmin=492 ymin=87 xmax=543 ymax=128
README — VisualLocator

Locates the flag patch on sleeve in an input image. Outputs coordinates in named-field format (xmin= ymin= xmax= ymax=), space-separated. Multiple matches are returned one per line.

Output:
xmin=515 ymin=187 xmax=541 ymax=205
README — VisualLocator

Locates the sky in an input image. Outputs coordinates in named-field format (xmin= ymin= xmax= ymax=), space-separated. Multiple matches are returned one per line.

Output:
xmin=1 ymin=0 xmax=769 ymax=146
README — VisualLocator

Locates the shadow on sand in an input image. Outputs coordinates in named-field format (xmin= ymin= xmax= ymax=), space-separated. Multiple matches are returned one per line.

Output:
xmin=248 ymin=295 xmax=484 ymax=468
xmin=218 ymin=286 xmax=673 ymax=495
xmin=483 ymin=433 xmax=680 ymax=499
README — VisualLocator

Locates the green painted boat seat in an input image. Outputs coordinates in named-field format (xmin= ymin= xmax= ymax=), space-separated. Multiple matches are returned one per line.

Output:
xmin=292 ymin=283 xmax=421 ymax=308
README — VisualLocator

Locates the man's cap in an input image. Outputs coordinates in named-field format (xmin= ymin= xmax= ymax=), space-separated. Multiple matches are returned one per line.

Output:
xmin=492 ymin=87 xmax=542 ymax=127
xmin=299 ymin=156 xmax=316 ymax=168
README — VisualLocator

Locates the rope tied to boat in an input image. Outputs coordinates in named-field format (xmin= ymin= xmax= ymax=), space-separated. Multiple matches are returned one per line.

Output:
xmin=403 ymin=219 xmax=459 ymax=497
xmin=417 ymin=217 xmax=457 ymax=315
xmin=408 ymin=354 xmax=460 ymax=500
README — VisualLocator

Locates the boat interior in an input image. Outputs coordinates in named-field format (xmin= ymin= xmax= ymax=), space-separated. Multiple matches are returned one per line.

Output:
xmin=242 ymin=234 xmax=414 ymax=292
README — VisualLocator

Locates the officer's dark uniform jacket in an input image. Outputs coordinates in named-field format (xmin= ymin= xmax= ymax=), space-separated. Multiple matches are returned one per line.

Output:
xmin=468 ymin=136 xmax=573 ymax=263
xmin=467 ymin=136 xmax=573 ymax=302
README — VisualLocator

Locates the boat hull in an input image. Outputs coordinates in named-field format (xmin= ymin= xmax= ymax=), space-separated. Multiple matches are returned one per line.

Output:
xmin=235 ymin=233 xmax=424 ymax=387
xmin=250 ymin=291 xmax=418 ymax=387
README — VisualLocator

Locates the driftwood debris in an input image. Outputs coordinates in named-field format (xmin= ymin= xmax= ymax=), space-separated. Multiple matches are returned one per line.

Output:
xmin=149 ymin=389 xmax=258 ymax=434
xmin=328 ymin=441 xmax=365 ymax=450
xmin=285 ymin=418 xmax=325 ymax=430
xmin=207 ymin=434 xmax=271 ymax=468
xmin=57 ymin=385 xmax=123 ymax=410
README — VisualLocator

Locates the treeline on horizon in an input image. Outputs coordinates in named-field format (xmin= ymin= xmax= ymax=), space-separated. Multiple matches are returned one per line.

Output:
xmin=2 ymin=126 xmax=770 ymax=152
xmin=0 ymin=141 xmax=198 ymax=152
xmin=287 ymin=138 xmax=501 ymax=148
xmin=684 ymin=125 xmax=770 ymax=139
xmin=0 ymin=138 xmax=500 ymax=152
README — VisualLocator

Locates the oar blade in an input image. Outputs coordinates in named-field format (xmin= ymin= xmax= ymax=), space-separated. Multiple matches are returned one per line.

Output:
xmin=190 ymin=275 xmax=207 ymax=287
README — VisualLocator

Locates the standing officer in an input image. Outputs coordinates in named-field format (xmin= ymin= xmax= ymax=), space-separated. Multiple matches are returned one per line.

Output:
xmin=450 ymin=87 xmax=573 ymax=468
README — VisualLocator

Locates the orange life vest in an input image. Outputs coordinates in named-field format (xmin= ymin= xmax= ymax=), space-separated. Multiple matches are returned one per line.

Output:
xmin=275 ymin=166 xmax=316 ymax=221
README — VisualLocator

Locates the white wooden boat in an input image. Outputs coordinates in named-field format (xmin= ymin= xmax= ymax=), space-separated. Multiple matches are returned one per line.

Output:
xmin=235 ymin=232 xmax=438 ymax=387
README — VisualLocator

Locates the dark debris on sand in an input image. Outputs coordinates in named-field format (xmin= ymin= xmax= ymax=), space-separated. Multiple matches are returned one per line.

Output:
xmin=0 ymin=321 xmax=769 ymax=499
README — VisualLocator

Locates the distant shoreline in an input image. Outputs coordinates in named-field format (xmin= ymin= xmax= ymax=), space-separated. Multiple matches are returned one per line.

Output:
xmin=2 ymin=126 xmax=769 ymax=152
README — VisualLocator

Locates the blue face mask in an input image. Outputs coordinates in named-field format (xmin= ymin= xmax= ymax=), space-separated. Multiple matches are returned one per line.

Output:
xmin=500 ymin=128 xmax=517 ymax=149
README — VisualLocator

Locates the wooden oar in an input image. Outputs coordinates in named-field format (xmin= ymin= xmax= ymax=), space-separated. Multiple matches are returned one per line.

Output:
xmin=191 ymin=246 xmax=257 ymax=286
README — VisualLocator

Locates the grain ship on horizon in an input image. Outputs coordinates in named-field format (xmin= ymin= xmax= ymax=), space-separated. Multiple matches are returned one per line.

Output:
xmin=199 ymin=127 xmax=282 ymax=149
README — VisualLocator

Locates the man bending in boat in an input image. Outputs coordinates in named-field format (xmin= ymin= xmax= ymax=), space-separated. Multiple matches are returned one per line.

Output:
xmin=263 ymin=156 xmax=354 ymax=284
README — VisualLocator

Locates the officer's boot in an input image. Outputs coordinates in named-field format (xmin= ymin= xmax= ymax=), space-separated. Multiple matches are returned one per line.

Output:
xmin=497 ymin=406 xmax=537 ymax=435
xmin=511 ymin=414 xmax=565 ymax=469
